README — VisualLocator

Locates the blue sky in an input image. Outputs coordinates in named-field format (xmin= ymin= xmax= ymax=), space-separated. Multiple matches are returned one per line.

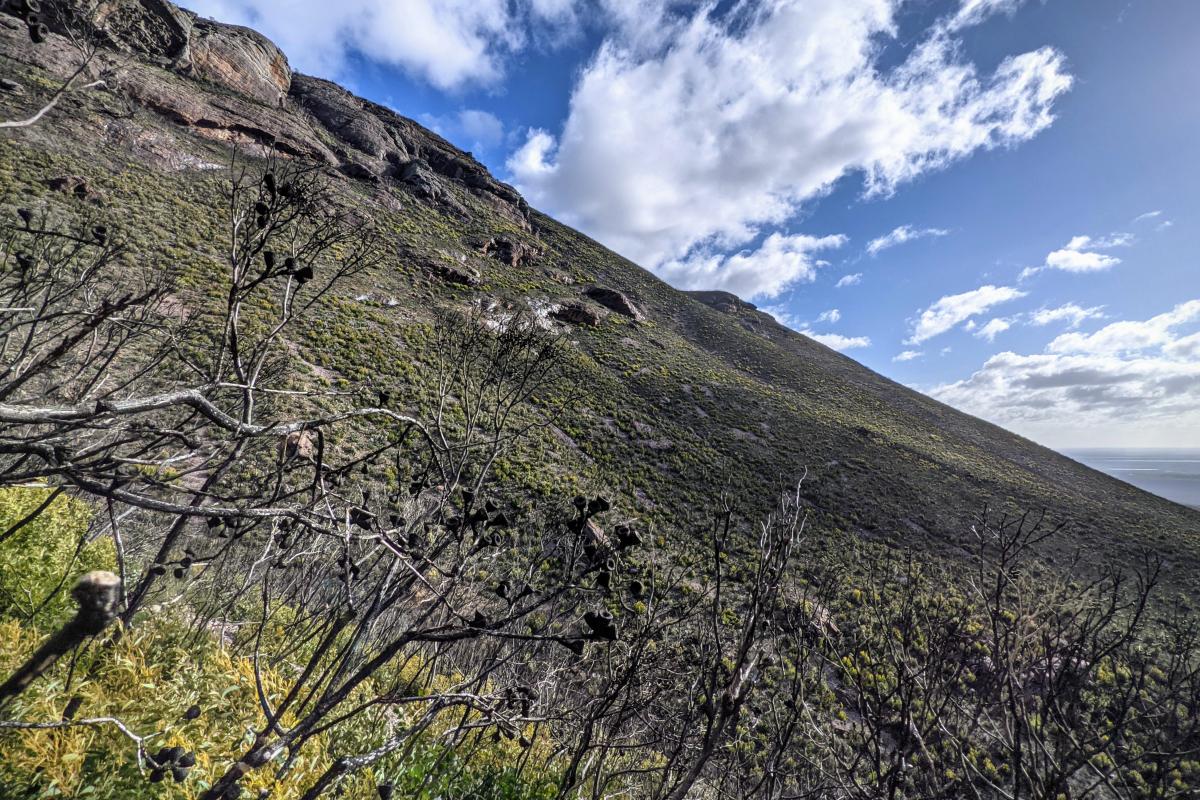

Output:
xmin=185 ymin=0 xmax=1199 ymax=449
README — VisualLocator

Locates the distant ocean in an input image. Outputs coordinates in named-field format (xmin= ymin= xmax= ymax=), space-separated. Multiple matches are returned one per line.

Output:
xmin=1063 ymin=449 xmax=1200 ymax=510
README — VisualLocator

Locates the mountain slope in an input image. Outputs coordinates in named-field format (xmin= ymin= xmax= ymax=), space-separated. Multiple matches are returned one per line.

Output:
xmin=2 ymin=0 xmax=1197 ymax=595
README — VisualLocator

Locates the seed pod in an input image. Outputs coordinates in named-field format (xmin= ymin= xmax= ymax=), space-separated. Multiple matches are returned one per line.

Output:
xmin=254 ymin=201 xmax=270 ymax=216
xmin=596 ymin=571 xmax=611 ymax=591
xmin=15 ymin=252 xmax=33 ymax=270
xmin=587 ymin=497 xmax=610 ymax=515
xmin=256 ymin=214 xmax=268 ymax=229
xmin=149 ymin=768 xmax=166 ymax=783
xmin=24 ymin=0 xmax=43 ymax=14
xmin=494 ymin=580 xmax=510 ymax=599
xmin=92 ymin=225 xmax=107 ymax=244
xmin=377 ymin=784 xmax=395 ymax=800
xmin=572 ymin=495 xmax=587 ymax=510
xmin=173 ymin=567 xmax=185 ymax=579
xmin=183 ymin=704 xmax=201 ymax=721
xmin=263 ymin=250 xmax=275 ymax=269
xmin=29 ymin=21 xmax=48 ymax=43
xmin=25 ymin=12 xmax=39 ymax=25
xmin=206 ymin=516 xmax=222 ymax=529
xmin=180 ymin=556 xmax=193 ymax=569
xmin=172 ymin=765 xmax=190 ymax=782
xmin=151 ymin=564 xmax=167 ymax=577
xmin=16 ymin=208 xmax=32 ymax=226
xmin=263 ymin=172 xmax=276 ymax=196
xmin=629 ymin=579 xmax=645 ymax=599
xmin=294 ymin=264 xmax=314 ymax=283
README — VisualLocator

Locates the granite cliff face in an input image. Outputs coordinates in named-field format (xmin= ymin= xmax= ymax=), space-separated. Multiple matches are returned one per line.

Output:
xmin=13 ymin=0 xmax=530 ymax=229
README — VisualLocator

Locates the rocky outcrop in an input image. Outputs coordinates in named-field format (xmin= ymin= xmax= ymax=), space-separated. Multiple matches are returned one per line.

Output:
xmin=3 ymin=0 xmax=532 ymax=228
xmin=585 ymin=287 xmax=644 ymax=321
xmin=478 ymin=236 xmax=537 ymax=268
xmin=186 ymin=16 xmax=291 ymax=107
xmin=552 ymin=303 xmax=603 ymax=327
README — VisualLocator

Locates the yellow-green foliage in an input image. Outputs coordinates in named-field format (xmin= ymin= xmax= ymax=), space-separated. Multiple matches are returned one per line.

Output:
xmin=0 ymin=489 xmax=561 ymax=799
xmin=0 ymin=487 xmax=115 ymax=624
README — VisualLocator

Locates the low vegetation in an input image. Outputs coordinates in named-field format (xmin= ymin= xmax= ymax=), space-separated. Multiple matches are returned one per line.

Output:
xmin=1 ymin=5 xmax=1199 ymax=798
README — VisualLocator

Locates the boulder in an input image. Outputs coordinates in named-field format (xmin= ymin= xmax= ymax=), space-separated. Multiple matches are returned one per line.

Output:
xmin=479 ymin=236 xmax=536 ymax=268
xmin=552 ymin=303 xmax=602 ymax=327
xmin=585 ymin=287 xmax=644 ymax=321
xmin=186 ymin=16 xmax=291 ymax=107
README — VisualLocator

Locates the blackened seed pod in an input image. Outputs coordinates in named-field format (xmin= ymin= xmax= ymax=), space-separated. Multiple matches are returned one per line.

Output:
xmin=294 ymin=264 xmax=314 ymax=283
xmin=149 ymin=768 xmax=166 ymax=783
xmin=171 ymin=765 xmax=190 ymax=782
xmin=207 ymin=516 xmax=222 ymax=528
xmin=263 ymin=172 xmax=276 ymax=196
xmin=151 ymin=564 xmax=167 ymax=577
xmin=15 ymin=253 xmax=33 ymax=270
xmin=377 ymin=784 xmax=395 ymax=800
xmin=173 ymin=567 xmax=185 ymax=579
xmin=629 ymin=579 xmax=645 ymax=599
xmin=263 ymin=250 xmax=275 ymax=269
xmin=25 ymin=12 xmax=39 ymax=25
xmin=256 ymin=214 xmax=268 ymax=229
xmin=16 ymin=208 xmax=32 ymax=226
xmin=596 ymin=571 xmax=611 ymax=591
xmin=24 ymin=1 xmax=43 ymax=14
xmin=29 ymin=22 xmax=48 ymax=43
xmin=178 ymin=751 xmax=196 ymax=768
xmin=92 ymin=226 xmax=108 ymax=245
xmin=183 ymin=704 xmax=201 ymax=721
xmin=180 ymin=556 xmax=193 ymax=569
xmin=254 ymin=201 xmax=270 ymax=216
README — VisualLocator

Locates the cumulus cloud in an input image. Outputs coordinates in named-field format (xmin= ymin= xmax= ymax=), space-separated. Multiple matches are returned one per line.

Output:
xmin=894 ymin=350 xmax=923 ymax=362
xmin=1028 ymin=302 xmax=1105 ymax=328
xmin=930 ymin=300 xmax=1200 ymax=445
xmin=907 ymin=285 xmax=1027 ymax=344
xmin=509 ymin=0 xmax=1071 ymax=297
xmin=836 ymin=273 xmax=863 ymax=288
xmin=817 ymin=309 xmax=842 ymax=323
xmin=1048 ymin=300 xmax=1200 ymax=354
xmin=656 ymin=232 xmax=846 ymax=299
xmin=186 ymin=0 xmax=578 ymax=89
xmin=866 ymin=225 xmax=950 ymax=256
xmin=975 ymin=317 xmax=1013 ymax=342
xmin=802 ymin=331 xmax=872 ymax=351
xmin=1020 ymin=233 xmax=1132 ymax=279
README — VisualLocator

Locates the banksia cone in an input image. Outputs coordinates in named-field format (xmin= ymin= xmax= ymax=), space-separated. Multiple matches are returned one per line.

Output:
xmin=254 ymin=201 xmax=270 ymax=216
xmin=294 ymin=264 xmax=314 ymax=283
xmin=263 ymin=250 xmax=275 ymax=269
xmin=16 ymin=207 xmax=32 ymax=226
xmin=263 ymin=172 xmax=276 ymax=196
xmin=29 ymin=22 xmax=48 ymax=43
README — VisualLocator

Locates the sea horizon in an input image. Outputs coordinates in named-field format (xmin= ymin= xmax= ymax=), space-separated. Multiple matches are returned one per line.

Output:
xmin=1063 ymin=448 xmax=1200 ymax=510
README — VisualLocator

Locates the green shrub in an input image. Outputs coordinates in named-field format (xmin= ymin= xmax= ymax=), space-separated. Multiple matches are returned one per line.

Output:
xmin=0 ymin=487 xmax=115 ymax=625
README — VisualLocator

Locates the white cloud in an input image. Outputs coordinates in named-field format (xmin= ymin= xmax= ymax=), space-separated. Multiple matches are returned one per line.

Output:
xmin=817 ymin=308 xmax=842 ymax=323
xmin=421 ymin=109 xmax=505 ymax=152
xmin=907 ymin=284 xmax=1027 ymax=344
xmin=762 ymin=304 xmax=801 ymax=329
xmin=894 ymin=350 xmax=923 ymax=362
xmin=509 ymin=0 xmax=1071 ymax=296
xmin=1021 ymin=232 xmax=1132 ymax=279
xmin=1048 ymin=300 xmax=1200 ymax=354
xmin=942 ymin=0 xmax=1031 ymax=32
xmin=802 ymin=331 xmax=872 ymax=351
xmin=1028 ymin=302 xmax=1105 ymax=328
xmin=975 ymin=317 xmax=1013 ymax=342
xmin=836 ymin=273 xmax=863 ymax=288
xmin=186 ymin=0 xmax=579 ymax=89
xmin=866 ymin=225 xmax=950 ymax=256
xmin=930 ymin=300 xmax=1200 ymax=447
xmin=1133 ymin=210 xmax=1163 ymax=223
xmin=656 ymin=232 xmax=846 ymax=300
